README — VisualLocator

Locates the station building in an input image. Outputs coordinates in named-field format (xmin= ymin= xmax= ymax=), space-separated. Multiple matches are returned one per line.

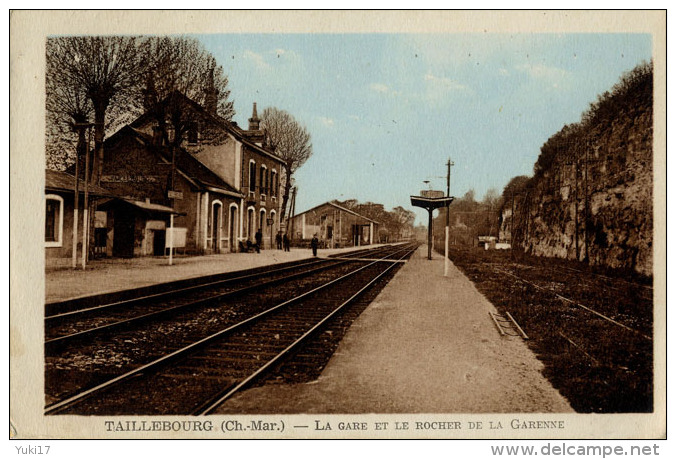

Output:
xmin=288 ymin=201 xmax=378 ymax=248
xmin=98 ymin=93 xmax=286 ymax=256
xmin=44 ymin=169 xmax=112 ymax=267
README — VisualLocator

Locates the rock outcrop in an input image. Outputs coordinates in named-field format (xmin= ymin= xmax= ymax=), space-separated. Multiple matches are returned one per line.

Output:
xmin=501 ymin=62 xmax=653 ymax=276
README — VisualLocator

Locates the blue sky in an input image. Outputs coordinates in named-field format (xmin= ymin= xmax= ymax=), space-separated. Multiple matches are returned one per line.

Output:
xmin=196 ymin=33 xmax=652 ymax=224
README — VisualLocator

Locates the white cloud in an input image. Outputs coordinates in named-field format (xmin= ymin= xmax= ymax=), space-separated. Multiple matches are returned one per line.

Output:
xmin=499 ymin=68 xmax=510 ymax=76
xmin=517 ymin=63 xmax=568 ymax=81
xmin=369 ymin=82 xmax=402 ymax=98
xmin=424 ymin=72 xmax=469 ymax=91
xmin=370 ymin=83 xmax=390 ymax=93
xmin=242 ymin=48 xmax=300 ymax=71
xmin=319 ymin=116 xmax=335 ymax=127
xmin=243 ymin=50 xmax=270 ymax=70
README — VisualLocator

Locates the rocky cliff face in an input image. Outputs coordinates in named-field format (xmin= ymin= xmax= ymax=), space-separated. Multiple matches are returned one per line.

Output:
xmin=502 ymin=63 xmax=653 ymax=277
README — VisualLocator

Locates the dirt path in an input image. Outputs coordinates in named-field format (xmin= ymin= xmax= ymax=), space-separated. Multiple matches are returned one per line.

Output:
xmin=216 ymin=247 xmax=573 ymax=414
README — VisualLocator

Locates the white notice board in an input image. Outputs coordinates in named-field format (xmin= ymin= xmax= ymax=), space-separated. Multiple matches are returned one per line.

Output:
xmin=165 ymin=227 xmax=187 ymax=248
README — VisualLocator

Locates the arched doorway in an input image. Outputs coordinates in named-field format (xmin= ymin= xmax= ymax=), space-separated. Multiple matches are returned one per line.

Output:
xmin=229 ymin=204 xmax=238 ymax=252
xmin=211 ymin=201 xmax=222 ymax=252
xmin=247 ymin=207 xmax=255 ymax=242
xmin=259 ymin=208 xmax=266 ymax=248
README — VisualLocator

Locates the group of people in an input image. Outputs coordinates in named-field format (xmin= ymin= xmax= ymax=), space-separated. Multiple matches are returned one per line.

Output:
xmin=275 ymin=231 xmax=291 ymax=252
xmin=245 ymin=230 xmax=318 ymax=256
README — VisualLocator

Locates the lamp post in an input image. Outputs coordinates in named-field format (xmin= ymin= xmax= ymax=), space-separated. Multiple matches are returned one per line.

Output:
xmin=267 ymin=217 xmax=274 ymax=249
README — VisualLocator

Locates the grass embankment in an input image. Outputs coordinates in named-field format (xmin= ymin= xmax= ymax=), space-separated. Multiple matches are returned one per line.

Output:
xmin=442 ymin=245 xmax=653 ymax=413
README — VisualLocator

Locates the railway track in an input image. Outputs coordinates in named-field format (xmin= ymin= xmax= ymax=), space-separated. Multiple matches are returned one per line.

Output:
xmin=45 ymin=258 xmax=343 ymax=346
xmin=46 ymin=244 xmax=410 ymax=345
xmin=493 ymin=266 xmax=652 ymax=341
xmin=443 ymin=245 xmax=653 ymax=412
xmin=45 ymin=243 xmax=419 ymax=415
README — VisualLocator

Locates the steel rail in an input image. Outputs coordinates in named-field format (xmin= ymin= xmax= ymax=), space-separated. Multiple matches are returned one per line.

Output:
xmin=45 ymin=258 xmax=328 ymax=321
xmin=494 ymin=267 xmax=652 ymax=341
xmin=551 ymin=264 xmax=653 ymax=291
xmin=47 ymin=244 xmax=414 ymax=346
xmin=47 ymin=244 xmax=407 ymax=320
xmin=195 ymin=245 xmax=418 ymax=414
xmin=44 ymin=259 xmax=353 ymax=349
xmin=44 ymin=245 xmax=415 ymax=415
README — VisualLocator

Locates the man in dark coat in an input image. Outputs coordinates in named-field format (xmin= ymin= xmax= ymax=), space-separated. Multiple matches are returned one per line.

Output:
xmin=283 ymin=233 xmax=290 ymax=252
xmin=275 ymin=231 xmax=282 ymax=250
xmin=311 ymin=234 xmax=319 ymax=257
xmin=255 ymin=228 xmax=263 ymax=253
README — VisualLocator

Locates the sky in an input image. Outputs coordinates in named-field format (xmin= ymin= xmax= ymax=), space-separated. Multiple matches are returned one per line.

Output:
xmin=195 ymin=33 xmax=652 ymax=225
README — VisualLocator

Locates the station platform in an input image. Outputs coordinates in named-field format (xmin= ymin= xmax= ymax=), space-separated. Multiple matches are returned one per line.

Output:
xmin=214 ymin=246 xmax=573 ymax=414
xmin=45 ymin=245 xmax=378 ymax=304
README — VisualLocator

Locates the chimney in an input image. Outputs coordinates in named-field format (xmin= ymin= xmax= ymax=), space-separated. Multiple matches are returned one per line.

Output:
xmin=204 ymin=65 xmax=218 ymax=114
xmin=248 ymin=102 xmax=260 ymax=130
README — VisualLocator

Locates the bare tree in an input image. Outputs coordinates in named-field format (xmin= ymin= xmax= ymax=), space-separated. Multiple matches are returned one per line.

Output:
xmin=260 ymin=107 xmax=313 ymax=222
xmin=47 ymin=36 xmax=144 ymax=184
xmin=142 ymin=36 xmax=235 ymax=149
xmin=46 ymin=38 xmax=93 ymax=170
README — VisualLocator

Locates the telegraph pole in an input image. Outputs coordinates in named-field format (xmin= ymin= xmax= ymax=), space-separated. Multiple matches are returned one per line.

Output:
xmin=444 ymin=158 xmax=454 ymax=276
xmin=81 ymin=125 xmax=92 ymax=270
xmin=71 ymin=122 xmax=90 ymax=269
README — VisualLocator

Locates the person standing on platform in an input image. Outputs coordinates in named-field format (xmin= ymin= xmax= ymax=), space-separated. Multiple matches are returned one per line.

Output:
xmin=311 ymin=234 xmax=319 ymax=257
xmin=255 ymin=228 xmax=262 ymax=253
xmin=283 ymin=233 xmax=290 ymax=252
xmin=276 ymin=231 xmax=283 ymax=250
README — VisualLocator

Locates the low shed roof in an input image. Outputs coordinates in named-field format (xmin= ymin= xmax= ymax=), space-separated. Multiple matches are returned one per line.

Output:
xmin=45 ymin=169 xmax=112 ymax=197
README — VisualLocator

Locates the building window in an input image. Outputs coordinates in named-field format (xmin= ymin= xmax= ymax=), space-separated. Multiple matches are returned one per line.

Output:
xmin=45 ymin=194 xmax=64 ymax=247
xmin=260 ymin=165 xmax=268 ymax=196
xmin=249 ymin=160 xmax=256 ymax=192
xmin=271 ymin=170 xmax=277 ymax=197
xmin=265 ymin=168 xmax=270 ymax=195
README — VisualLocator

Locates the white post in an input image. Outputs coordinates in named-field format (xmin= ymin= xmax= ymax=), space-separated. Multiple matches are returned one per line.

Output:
xmin=72 ymin=208 xmax=78 ymax=269
xmin=81 ymin=208 xmax=88 ymax=269
xmin=444 ymin=225 xmax=450 ymax=277
xmin=168 ymin=214 xmax=174 ymax=266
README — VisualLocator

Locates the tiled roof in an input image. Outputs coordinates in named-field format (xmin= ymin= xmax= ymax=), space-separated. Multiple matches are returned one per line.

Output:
xmin=106 ymin=126 xmax=242 ymax=198
xmin=45 ymin=169 xmax=112 ymax=196
xmin=294 ymin=201 xmax=380 ymax=225
xmin=129 ymin=91 xmax=286 ymax=165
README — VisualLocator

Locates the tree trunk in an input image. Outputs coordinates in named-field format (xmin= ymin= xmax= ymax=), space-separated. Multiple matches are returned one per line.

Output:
xmin=93 ymin=103 xmax=106 ymax=186
xmin=279 ymin=166 xmax=293 ymax=223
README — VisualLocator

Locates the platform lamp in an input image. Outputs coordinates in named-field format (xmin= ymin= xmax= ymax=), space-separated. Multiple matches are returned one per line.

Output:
xmin=267 ymin=217 xmax=274 ymax=249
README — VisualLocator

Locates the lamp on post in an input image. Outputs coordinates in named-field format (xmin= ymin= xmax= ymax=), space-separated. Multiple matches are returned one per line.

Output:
xmin=267 ymin=217 xmax=274 ymax=249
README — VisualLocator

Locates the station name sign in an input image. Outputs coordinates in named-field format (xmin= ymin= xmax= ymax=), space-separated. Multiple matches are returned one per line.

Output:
xmin=420 ymin=190 xmax=445 ymax=198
